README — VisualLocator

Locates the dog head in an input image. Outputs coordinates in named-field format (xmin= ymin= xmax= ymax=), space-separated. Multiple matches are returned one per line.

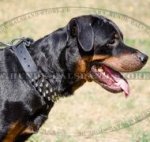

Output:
xmin=65 ymin=15 xmax=148 ymax=96
xmin=32 ymin=15 xmax=148 ymax=96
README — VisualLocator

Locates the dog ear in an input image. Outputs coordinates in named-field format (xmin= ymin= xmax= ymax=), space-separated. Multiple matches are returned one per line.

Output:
xmin=68 ymin=18 xmax=94 ymax=52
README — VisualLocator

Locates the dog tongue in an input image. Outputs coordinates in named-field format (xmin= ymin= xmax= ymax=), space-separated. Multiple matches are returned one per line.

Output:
xmin=114 ymin=77 xmax=129 ymax=97
xmin=103 ymin=66 xmax=129 ymax=97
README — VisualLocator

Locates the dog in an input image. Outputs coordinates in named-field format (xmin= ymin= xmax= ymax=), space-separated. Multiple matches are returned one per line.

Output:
xmin=0 ymin=15 xmax=148 ymax=142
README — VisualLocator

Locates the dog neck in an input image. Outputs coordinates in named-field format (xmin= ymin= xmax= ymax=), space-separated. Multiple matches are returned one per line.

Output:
xmin=28 ymin=34 xmax=86 ymax=97
xmin=30 ymin=72 xmax=61 ymax=103
xmin=8 ymin=39 xmax=62 ymax=103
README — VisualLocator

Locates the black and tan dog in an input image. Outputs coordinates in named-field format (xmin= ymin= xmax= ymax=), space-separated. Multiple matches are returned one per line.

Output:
xmin=0 ymin=15 xmax=148 ymax=142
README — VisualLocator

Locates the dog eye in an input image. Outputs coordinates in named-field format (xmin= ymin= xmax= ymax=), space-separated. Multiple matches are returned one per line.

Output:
xmin=108 ymin=39 xmax=115 ymax=44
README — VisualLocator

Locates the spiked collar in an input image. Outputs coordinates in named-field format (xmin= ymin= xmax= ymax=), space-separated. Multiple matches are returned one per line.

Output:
xmin=10 ymin=38 xmax=60 ymax=103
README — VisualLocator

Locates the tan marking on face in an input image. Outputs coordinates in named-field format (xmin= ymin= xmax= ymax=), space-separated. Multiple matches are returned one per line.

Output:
xmin=3 ymin=122 xmax=26 ymax=142
xmin=102 ymin=54 xmax=143 ymax=72
xmin=75 ymin=58 xmax=87 ymax=73
xmin=92 ymin=55 xmax=109 ymax=61
xmin=75 ymin=55 xmax=109 ymax=74
xmin=102 ymin=57 xmax=123 ymax=71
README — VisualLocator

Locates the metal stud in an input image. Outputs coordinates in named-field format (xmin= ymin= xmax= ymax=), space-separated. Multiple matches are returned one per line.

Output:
xmin=39 ymin=82 xmax=43 ymax=87
xmin=48 ymin=97 xmax=51 ymax=101
xmin=35 ymin=75 xmax=39 ymax=81
xmin=50 ymin=88 xmax=53 ymax=93
xmin=31 ymin=78 xmax=35 ymax=82
xmin=45 ymin=90 xmax=49 ymax=94
xmin=41 ymin=78 xmax=44 ymax=83
xmin=45 ymin=83 xmax=49 ymax=88
xmin=35 ymin=83 xmax=38 ymax=87
xmin=38 ymin=88 xmax=42 ymax=93
xmin=43 ymin=92 xmax=46 ymax=97
xmin=37 ymin=74 xmax=40 ymax=79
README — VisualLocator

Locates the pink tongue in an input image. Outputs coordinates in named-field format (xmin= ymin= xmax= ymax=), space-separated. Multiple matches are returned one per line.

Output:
xmin=103 ymin=66 xmax=130 ymax=97
xmin=114 ymin=78 xmax=129 ymax=97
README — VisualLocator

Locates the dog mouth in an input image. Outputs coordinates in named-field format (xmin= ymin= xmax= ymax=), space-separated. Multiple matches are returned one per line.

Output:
xmin=90 ymin=64 xmax=129 ymax=97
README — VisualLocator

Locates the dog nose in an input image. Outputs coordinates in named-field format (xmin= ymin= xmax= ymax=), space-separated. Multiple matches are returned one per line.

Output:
xmin=137 ymin=52 xmax=148 ymax=64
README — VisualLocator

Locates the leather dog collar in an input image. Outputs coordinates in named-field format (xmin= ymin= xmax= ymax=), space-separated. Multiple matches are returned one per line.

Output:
xmin=10 ymin=38 xmax=60 ymax=103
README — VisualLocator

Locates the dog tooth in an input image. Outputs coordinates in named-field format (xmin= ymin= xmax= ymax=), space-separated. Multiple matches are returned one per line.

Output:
xmin=98 ymin=68 xmax=103 ymax=72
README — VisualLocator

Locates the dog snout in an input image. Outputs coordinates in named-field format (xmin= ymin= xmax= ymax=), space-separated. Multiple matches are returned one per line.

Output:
xmin=137 ymin=52 xmax=148 ymax=64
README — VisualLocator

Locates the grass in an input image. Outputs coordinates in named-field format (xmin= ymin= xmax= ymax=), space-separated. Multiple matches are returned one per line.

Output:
xmin=131 ymin=131 xmax=150 ymax=142
xmin=0 ymin=1 xmax=150 ymax=142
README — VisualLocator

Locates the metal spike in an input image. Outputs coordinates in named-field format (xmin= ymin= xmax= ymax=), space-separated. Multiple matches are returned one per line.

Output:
xmin=48 ymin=97 xmax=51 ymax=101
xmin=45 ymin=90 xmax=49 ymax=94
xmin=45 ymin=83 xmax=49 ymax=88
xmin=39 ymin=82 xmax=43 ymax=87
xmin=35 ymin=75 xmax=39 ymax=80
xmin=43 ymin=92 xmax=46 ymax=97
xmin=31 ymin=78 xmax=35 ymax=82
xmin=35 ymin=83 xmax=38 ymax=87
xmin=38 ymin=88 xmax=42 ymax=92
xmin=38 ymin=74 xmax=41 ymax=78
xmin=41 ymin=78 xmax=44 ymax=83
xmin=50 ymin=88 xmax=53 ymax=93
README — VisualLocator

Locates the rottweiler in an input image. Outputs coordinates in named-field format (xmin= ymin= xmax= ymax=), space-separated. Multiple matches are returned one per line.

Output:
xmin=0 ymin=15 xmax=148 ymax=142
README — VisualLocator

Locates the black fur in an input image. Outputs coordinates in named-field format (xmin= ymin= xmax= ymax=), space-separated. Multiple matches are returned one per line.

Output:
xmin=0 ymin=15 xmax=148 ymax=142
